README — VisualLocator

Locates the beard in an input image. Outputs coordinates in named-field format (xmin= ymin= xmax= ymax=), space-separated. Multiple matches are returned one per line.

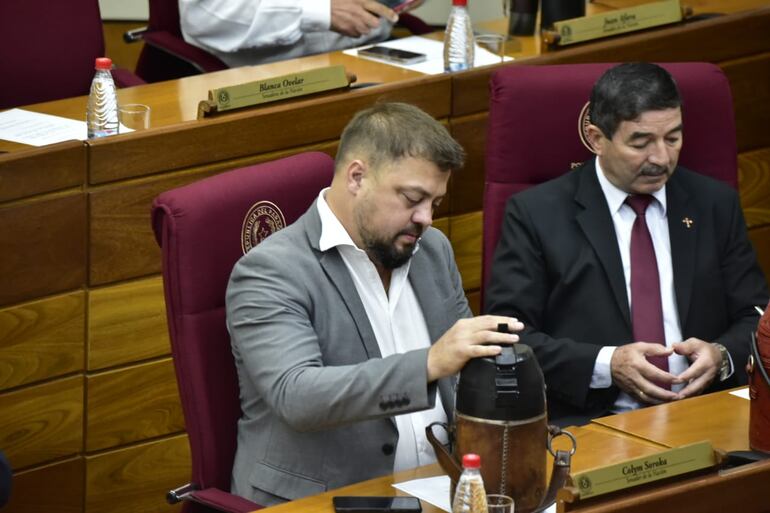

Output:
xmin=361 ymin=227 xmax=421 ymax=269
xmin=355 ymin=204 xmax=423 ymax=270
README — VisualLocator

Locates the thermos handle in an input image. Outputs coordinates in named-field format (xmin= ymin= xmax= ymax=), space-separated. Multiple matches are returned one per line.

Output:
xmin=532 ymin=425 xmax=576 ymax=513
xmin=426 ymin=422 xmax=462 ymax=483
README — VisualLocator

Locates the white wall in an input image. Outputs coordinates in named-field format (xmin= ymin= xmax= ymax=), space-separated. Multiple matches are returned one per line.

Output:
xmin=99 ymin=0 xmax=148 ymax=20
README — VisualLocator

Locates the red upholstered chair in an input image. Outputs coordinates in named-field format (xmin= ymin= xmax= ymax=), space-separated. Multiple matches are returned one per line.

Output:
xmin=151 ymin=152 xmax=335 ymax=513
xmin=0 ymin=0 xmax=143 ymax=109
xmin=481 ymin=62 xmax=738 ymax=307
xmin=128 ymin=0 xmax=229 ymax=83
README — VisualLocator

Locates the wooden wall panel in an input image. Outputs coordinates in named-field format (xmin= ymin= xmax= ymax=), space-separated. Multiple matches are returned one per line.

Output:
xmin=88 ymin=141 xmax=340 ymax=286
xmin=450 ymin=211 xmax=483 ymax=292
xmin=88 ymin=75 xmax=452 ymax=184
xmin=0 ymin=291 xmax=85 ymax=390
xmin=88 ymin=277 xmax=169 ymax=370
xmin=85 ymin=435 xmax=189 ymax=513
xmin=4 ymin=457 xmax=84 ymax=513
xmin=0 ymin=193 xmax=86 ymax=306
xmin=0 ymin=141 xmax=85 ymax=203
xmin=723 ymin=52 xmax=770 ymax=153
xmin=86 ymin=358 xmax=185 ymax=451
xmin=450 ymin=112 xmax=488 ymax=215
xmin=739 ymin=148 xmax=770 ymax=228
xmin=748 ymin=225 xmax=770 ymax=287
xmin=0 ymin=376 xmax=83 ymax=469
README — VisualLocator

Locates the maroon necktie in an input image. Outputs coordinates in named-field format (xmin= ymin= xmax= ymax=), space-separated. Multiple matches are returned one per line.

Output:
xmin=626 ymin=195 xmax=670 ymax=386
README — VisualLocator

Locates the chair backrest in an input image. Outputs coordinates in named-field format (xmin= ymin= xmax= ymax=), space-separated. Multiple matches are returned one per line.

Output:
xmin=482 ymin=62 xmax=738 ymax=305
xmin=151 ymin=152 xmax=335 ymax=504
xmin=135 ymin=0 xmax=228 ymax=82
xmin=0 ymin=0 xmax=105 ymax=108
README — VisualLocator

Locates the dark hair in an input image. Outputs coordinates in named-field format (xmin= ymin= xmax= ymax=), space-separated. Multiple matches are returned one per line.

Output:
xmin=335 ymin=102 xmax=465 ymax=173
xmin=589 ymin=62 xmax=682 ymax=139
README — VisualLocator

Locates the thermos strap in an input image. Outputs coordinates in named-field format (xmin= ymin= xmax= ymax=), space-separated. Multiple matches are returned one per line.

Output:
xmin=751 ymin=333 xmax=770 ymax=387
xmin=533 ymin=425 xmax=576 ymax=513
xmin=426 ymin=422 xmax=462 ymax=482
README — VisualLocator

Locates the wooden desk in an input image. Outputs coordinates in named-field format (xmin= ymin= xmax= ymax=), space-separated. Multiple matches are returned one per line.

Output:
xmin=263 ymin=424 xmax=665 ymax=513
xmin=2 ymin=2 xmax=770 ymax=513
xmin=592 ymin=389 xmax=751 ymax=452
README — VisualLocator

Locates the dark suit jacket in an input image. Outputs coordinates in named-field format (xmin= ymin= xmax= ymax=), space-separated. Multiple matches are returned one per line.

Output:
xmin=485 ymin=161 xmax=769 ymax=424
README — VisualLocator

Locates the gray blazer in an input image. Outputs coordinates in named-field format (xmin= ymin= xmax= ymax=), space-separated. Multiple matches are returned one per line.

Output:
xmin=226 ymin=201 xmax=471 ymax=505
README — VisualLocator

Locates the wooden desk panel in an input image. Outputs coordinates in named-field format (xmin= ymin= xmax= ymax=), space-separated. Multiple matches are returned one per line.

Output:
xmin=262 ymin=425 xmax=664 ymax=513
xmin=0 ymin=140 xmax=85 ymax=203
xmin=592 ymin=389 xmax=750 ymax=452
xmin=88 ymin=74 xmax=450 ymax=185
xmin=0 ymin=192 xmax=87 ymax=306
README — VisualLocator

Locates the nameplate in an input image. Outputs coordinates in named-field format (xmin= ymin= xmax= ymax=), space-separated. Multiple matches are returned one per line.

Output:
xmin=198 ymin=66 xmax=354 ymax=117
xmin=569 ymin=441 xmax=717 ymax=499
xmin=545 ymin=0 xmax=683 ymax=47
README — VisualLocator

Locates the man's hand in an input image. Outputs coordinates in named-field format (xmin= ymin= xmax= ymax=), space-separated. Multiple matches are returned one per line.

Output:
xmin=610 ymin=342 xmax=679 ymax=404
xmin=672 ymin=338 xmax=721 ymax=399
xmin=331 ymin=0 xmax=398 ymax=38
xmin=427 ymin=316 xmax=523 ymax=382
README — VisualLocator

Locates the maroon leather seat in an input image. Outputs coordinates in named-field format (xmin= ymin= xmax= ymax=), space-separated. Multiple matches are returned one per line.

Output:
xmin=151 ymin=152 xmax=335 ymax=513
xmin=482 ymin=62 xmax=738 ymax=307
xmin=0 ymin=0 xmax=143 ymax=109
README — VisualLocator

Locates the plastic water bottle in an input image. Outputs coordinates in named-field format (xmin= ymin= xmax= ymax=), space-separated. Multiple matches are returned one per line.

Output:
xmin=452 ymin=453 xmax=488 ymax=513
xmin=443 ymin=0 xmax=475 ymax=72
xmin=86 ymin=57 xmax=119 ymax=139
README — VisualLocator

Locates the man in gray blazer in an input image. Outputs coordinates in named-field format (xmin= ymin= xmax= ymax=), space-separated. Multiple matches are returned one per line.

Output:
xmin=226 ymin=103 xmax=521 ymax=505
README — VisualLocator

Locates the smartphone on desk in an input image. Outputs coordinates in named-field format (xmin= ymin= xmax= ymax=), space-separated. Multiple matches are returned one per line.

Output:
xmin=357 ymin=46 xmax=427 ymax=65
xmin=333 ymin=496 xmax=422 ymax=513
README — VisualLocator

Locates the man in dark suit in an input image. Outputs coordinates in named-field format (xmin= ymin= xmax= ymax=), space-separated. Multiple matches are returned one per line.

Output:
xmin=486 ymin=62 xmax=769 ymax=425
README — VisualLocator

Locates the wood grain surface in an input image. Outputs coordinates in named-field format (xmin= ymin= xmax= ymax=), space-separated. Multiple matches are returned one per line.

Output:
xmin=85 ymin=434 xmax=189 ymax=513
xmin=88 ymin=276 xmax=169 ymax=370
xmin=0 ymin=291 xmax=85 ymax=390
xmin=0 ymin=140 xmax=85 ymax=203
xmin=592 ymin=389 xmax=750 ymax=452
xmin=0 ymin=375 xmax=83 ymax=469
xmin=86 ymin=358 xmax=184 ymax=451
xmin=3 ymin=457 xmax=84 ymax=513
xmin=0 ymin=192 xmax=86 ymax=306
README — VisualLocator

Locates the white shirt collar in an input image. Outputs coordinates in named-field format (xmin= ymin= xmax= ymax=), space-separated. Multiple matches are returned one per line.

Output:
xmin=595 ymin=157 xmax=667 ymax=215
xmin=316 ymin=187 xmax=419 ymax=260
xmin=317 ymin=188 xmax=360 ymax=252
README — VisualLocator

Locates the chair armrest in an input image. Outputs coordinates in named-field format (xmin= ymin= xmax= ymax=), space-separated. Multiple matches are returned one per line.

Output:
xmin=143 ymin=31 xmax=228 ymax=73
xmin=124 ymin=26 xmax=148 ymax=43
xmin=191 ymin=488 xmax=264 ymax=513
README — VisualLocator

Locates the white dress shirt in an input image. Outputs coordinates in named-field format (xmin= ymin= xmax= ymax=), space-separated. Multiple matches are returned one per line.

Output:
xmin=590 ymin=160 xmax=689 ymax=412
xmin=316 ymin=189 xmax=447 ymax=471
xmin=179 ymin=0 xmax=392 ymax=67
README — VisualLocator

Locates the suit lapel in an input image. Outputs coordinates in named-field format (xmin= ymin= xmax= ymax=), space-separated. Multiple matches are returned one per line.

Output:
xmin=665 ymin=172 xmax=696 ymax=328
xmin=574 ymin=164 xmax=632 ymax=329
xmin=409 ymin=245 xmax=456 ymax=419
xmin=305 ymin=203 xmax=382 ymax=359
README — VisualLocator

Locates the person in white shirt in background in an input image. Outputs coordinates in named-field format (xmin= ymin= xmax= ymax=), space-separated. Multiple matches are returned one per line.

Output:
xmin=179 ymin=0 xmax=423 ymax=67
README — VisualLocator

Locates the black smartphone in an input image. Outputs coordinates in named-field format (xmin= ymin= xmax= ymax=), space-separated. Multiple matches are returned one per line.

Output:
xmin=378 ymin=0 xmax=420 ymax=12
xmin=357 ymin=46 xmax=427 ymax=65
xmin=332 ymin=496 xmax=422 ymax=513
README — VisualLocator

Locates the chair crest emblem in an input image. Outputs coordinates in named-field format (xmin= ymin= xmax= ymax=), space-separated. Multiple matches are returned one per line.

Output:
xmin=241 ymin=200 xmax=286 ymax=254
xmin=578 ymin=101 xmax=597 ymax=154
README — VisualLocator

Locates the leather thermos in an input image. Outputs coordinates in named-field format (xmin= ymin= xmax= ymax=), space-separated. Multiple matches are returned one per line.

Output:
xmin=456 ymin=343 xmax=547 ymax=512
xmin=427 ymin=327 xmax=573 ymax=513
xmin=749 ymin=304 xmax=770 ymax=453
